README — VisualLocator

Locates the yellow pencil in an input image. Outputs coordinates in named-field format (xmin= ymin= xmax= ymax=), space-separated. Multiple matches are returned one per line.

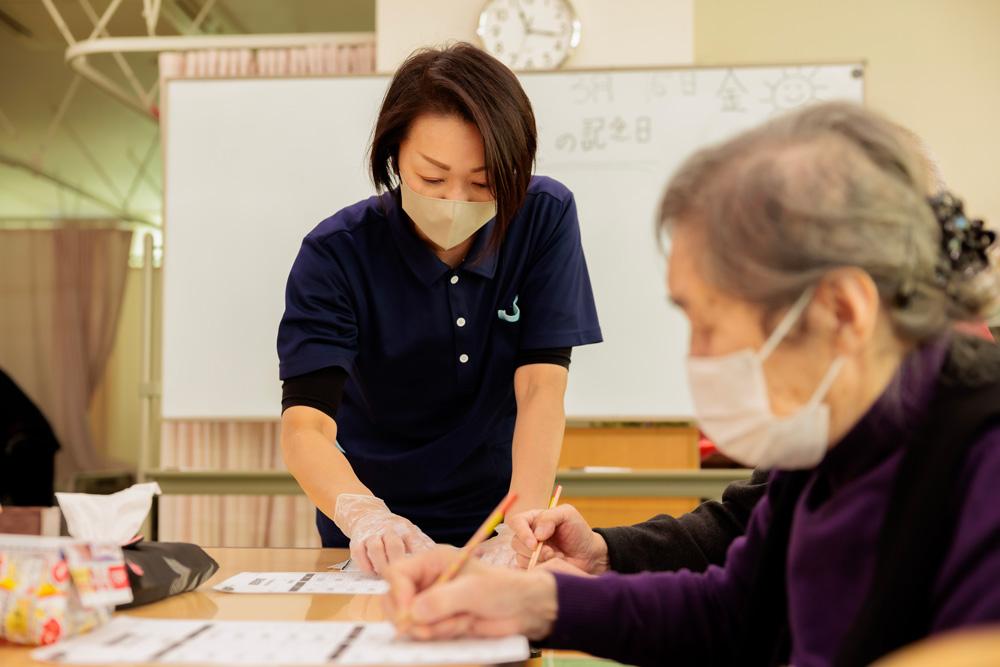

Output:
xmin=396 ymin=491 xmax=518 ymax=632
xmin=434 ymin=491 xmax=519 ymax=585
xmin=527 ymin=485 xmax=563 ymax=570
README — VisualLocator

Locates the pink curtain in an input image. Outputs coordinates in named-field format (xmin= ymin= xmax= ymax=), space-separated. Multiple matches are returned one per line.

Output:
xmin=157 ymin=40 xmax=374 ymax=547
xmin=0 ymin=227 xmax=133 ymax=482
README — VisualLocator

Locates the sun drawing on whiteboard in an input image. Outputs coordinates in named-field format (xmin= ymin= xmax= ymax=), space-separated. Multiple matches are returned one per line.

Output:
xmin=764 ymin=68 xmax=826 ymax=112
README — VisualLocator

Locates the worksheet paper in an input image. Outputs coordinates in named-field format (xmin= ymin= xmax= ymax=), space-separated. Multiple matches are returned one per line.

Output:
xmin=213 ymin=571 xmax=388 ymax=595
xmin=32 ymin=617 xmax=530 ymax=665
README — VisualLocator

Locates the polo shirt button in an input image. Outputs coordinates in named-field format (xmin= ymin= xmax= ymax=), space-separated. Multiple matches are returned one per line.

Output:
xmin=459 ymin=354 xmax=469 ymax=364
xmin=456 ymin=317 xmax=466 ymax=327
xmin=450 ymin=275 xmax=459 ymax=285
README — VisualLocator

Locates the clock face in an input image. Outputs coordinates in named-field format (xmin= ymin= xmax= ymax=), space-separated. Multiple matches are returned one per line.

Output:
xmin=477 ymin=0 xmax=581 ymax=70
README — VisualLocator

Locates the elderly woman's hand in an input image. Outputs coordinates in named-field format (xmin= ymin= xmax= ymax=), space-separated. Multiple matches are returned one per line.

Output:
xmin=383 ymin=546 xmax=558 ymax=641
xmin=508 ymin=504 xmax=610 ymax=574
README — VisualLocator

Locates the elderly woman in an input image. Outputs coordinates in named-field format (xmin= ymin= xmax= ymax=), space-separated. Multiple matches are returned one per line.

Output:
xmin=383 ymin=102 xmax=1000 ymax=667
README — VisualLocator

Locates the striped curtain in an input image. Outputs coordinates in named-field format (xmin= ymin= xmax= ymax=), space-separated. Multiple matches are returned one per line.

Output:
xmin=158 ymin=421 xmax=319 ymax=547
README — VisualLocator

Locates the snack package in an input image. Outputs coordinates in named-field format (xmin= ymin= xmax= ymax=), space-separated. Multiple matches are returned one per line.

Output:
xmin=0 ymin=534 xmax=132 ymax=645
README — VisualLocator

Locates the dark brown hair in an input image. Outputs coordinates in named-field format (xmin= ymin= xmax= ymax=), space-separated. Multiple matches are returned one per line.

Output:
xmin=370 ymin=42 xmax=537 ymax=251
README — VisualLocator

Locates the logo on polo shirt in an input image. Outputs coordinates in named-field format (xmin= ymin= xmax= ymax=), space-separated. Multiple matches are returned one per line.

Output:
xmin=498 ymin=295 xmax=520 ymax=323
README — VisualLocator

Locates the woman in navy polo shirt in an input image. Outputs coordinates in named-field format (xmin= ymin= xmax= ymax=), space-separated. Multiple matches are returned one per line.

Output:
xmin=277 ymin=43 xmax=602 ymax=574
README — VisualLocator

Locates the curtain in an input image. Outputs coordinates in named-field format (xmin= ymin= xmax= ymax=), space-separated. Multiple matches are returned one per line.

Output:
xmin=158 ymin=421 xmax=319 ymax=547
xmin=157 ymin=40 xmax=374 ymax=547
xmin=0 ymin=227 xmax=133 ymax=483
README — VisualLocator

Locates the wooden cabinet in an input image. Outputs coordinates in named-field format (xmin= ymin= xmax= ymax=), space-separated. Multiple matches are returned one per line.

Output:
xmin=557 ymin=424 xmax=701 ymax=527
xmin=559 ymin=424 xmax=700 ymax=469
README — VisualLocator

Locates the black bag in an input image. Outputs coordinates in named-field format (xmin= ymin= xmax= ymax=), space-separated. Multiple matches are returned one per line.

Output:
xmin=0 ymin=369 xmax=59 ymax=507
xmin=115 ymin=540 xmax=219 ymax=610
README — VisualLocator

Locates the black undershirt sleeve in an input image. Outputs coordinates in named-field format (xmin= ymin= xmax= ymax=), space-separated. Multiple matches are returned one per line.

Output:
xmin=515 ymin=347 xmax=572 ymax=369
xmin=281 ymin=348 xmax=570 ymax=420
xmin=281 ymin=366 xmax=348 ymax=421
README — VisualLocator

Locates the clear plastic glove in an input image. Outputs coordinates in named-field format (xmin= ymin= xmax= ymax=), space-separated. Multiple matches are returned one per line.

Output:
xmin=474 ymin=523 xmax=518 ymax=568
xmin=334 ymin=494 xmax=435 ymax=575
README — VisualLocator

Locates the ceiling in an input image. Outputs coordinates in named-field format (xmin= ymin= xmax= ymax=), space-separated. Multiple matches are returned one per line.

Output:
xmin=0 ymin=0 xmax=374 ymax=230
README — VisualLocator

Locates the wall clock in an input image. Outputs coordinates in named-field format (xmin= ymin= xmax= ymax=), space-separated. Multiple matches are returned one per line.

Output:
xmin=477 ymin=0 xmax=581 ymax=70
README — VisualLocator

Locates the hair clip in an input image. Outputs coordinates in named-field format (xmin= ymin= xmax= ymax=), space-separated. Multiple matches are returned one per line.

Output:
xmin=928 ymin=192 xmax=996 ymax=280
xmin=894 ymin=280 xmax=914 ymax=309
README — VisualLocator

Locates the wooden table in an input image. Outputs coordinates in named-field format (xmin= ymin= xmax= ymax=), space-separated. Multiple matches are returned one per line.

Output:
xmin=8 ymin=546 xmax=976 ymax=666
xmin=1 ymin=547 xmax=528 ymax=667
xmin=872 ymin=624 xmax=1000 ymax=666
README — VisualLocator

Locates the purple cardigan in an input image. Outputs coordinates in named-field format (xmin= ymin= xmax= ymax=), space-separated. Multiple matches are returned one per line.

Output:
xmin=545 ymin=341 xmax=1000 ymax=667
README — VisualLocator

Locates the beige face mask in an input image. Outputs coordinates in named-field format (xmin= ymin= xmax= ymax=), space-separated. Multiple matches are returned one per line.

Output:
xmin=400 ymin=177 xmax=497 ymax=250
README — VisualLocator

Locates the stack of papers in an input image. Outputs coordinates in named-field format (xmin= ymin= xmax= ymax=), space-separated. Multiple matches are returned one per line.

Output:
xmin=32 ymin=617 xmax=530 ymax=665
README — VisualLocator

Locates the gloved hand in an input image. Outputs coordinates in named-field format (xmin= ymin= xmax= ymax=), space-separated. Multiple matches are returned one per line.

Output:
xmin=474 ymin=523 xmax=519 ymax=568
xmin=334 ymin=494 xmax=435 ymax=575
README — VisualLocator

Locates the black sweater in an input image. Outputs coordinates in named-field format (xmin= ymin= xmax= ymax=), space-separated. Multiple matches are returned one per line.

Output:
xmin=594 ymin=469 xmax=770 ymax=573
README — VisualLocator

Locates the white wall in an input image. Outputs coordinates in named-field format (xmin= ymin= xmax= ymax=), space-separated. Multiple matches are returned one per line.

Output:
xmin=375 ymin=0 xmax=693 ymax=72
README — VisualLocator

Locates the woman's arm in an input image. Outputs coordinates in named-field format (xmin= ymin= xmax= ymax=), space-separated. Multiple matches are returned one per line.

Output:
xmin=508 ymin=363 xmax=569 ymax=515
xmin=387 ymin=498 xmax=775 ymax=667
xmin=595 ymin=469 xmax=770 ymax=573
xmin=540 ymin=497 xmax=774 ymax=667
xmin=280 ymin=406 xmax=371 ymax=518
xmin=283 ymin=406 xmax=436 ymax=573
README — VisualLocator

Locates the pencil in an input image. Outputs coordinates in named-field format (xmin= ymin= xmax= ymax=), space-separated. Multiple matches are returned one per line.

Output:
xmin=433 ymin=491 xmax=519 ymax=585
xmin=395 ymin=491 xmax=518 ymax=632
xmin=527 ymin=485 xmax=563 ymax=570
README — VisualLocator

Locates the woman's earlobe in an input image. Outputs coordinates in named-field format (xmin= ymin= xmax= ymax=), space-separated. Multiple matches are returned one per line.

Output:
xmin=835 ymin=271 xmax=882 ymax=352
xmin=814 ymin=273 xmax=862 ymax=355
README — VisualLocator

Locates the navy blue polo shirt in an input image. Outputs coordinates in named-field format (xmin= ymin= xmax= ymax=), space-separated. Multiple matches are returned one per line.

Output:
xmin=277 ymin=175 xmax=602 ymax=547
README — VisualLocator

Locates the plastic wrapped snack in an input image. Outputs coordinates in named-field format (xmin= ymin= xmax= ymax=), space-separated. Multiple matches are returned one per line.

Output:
xmin=0 ymin=535 xmax=132 ymax=646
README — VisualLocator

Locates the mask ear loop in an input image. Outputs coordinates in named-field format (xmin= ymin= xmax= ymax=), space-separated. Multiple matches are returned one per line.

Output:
xmin=759 ymin=287 xmax=816 ymax=361
xmin=806 ymin=355 xmax=847 ymax=408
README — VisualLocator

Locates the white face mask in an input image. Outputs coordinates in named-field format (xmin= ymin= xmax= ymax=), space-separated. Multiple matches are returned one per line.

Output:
xmin=685 ymin=288 xmax=847 ymax=470
xmin=399 ymin=177 xmax=497 ymax=250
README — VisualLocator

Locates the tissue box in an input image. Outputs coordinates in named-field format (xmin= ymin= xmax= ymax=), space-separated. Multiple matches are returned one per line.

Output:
xmin=0 ymin=534 xmax=132 ymax=646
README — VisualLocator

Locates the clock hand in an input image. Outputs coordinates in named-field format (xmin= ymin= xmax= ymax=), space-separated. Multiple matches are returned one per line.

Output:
xmin=517 ymin=33 xmax=529 ymax=58
xmin=511 ymin=0 xmax=531 ymax=30
xmin=526 ymin=27 xmax=563 ymax=37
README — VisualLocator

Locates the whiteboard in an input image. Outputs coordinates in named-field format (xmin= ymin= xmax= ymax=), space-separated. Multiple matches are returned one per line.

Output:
xmin=162 ymin=64 xmax=864 ymax=420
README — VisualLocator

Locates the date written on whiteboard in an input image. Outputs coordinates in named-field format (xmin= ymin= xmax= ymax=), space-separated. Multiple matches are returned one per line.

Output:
xmin=555 ymin=116 xmax=653 ymax=152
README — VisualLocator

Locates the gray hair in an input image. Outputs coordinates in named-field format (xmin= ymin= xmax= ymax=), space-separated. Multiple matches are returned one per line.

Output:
xmin=658 ymin=101 xmax=998 ymax=344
